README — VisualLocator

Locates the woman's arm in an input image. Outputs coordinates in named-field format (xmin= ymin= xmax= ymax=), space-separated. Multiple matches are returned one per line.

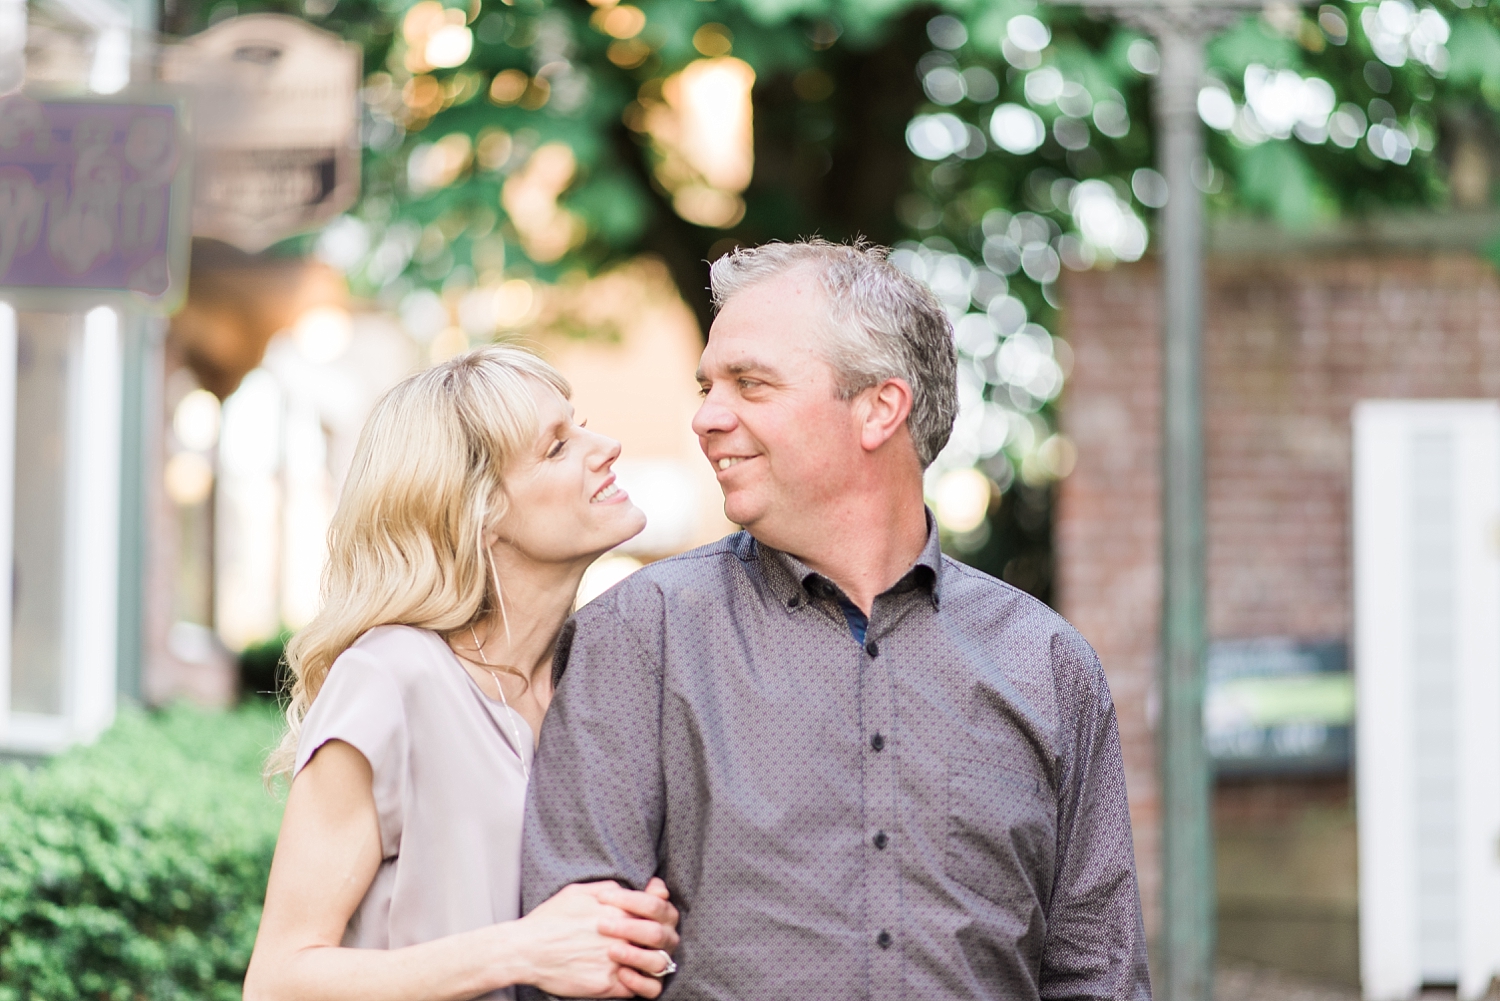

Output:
xmin=243 ymin=740 xmax=678 ymax=1001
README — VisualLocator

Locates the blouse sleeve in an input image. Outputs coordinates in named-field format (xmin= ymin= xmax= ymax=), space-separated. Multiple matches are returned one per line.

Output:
xmin=294 ymin=646 xmax=409 ymax=859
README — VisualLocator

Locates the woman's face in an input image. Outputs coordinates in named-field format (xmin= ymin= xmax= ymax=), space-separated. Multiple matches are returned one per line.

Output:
xmin=489 ymin=382 xmax=646 ymax=567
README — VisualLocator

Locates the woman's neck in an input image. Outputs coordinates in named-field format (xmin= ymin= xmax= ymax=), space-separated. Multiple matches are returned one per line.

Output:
xmin=469 ymin=552 xmax=593 ymax=690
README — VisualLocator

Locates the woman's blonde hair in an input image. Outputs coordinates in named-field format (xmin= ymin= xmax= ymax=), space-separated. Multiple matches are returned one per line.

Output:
xmin=265 ymin=344 xmax=570 ymax=780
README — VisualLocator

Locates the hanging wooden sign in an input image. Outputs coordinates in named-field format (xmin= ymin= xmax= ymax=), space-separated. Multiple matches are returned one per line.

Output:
xmin=161 ymin=14 xmax=361 ymax=253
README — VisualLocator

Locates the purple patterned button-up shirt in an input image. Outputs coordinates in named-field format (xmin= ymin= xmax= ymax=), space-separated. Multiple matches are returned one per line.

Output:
xmin=520 ymin=517 xmax=1151 ymax=1001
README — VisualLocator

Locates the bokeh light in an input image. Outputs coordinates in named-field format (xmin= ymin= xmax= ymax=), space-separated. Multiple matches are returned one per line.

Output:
xmin=932 ymin=467 xmax=992 ymax=534
xmin=293 ymin=307 xmax=355 ymax=365
xmin=173 ymin=389 xmax=221 ymax=453
xmin=164 ymin=452 xmax=214 ymax=507
xmin=990 ymin=104 xmax=1045 ymax=155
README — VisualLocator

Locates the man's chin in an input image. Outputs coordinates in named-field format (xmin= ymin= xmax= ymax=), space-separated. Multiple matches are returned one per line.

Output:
xmin=720 ymin=492 xmax=764 ymax=531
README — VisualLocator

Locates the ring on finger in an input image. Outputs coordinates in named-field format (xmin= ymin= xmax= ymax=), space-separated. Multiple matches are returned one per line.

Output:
xmin=648 ymin=949 xmax=677 ymax=979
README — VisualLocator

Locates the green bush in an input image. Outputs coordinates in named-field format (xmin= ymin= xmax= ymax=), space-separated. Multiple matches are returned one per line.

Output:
xmin=0 ymin=704 xmax=285 ymax=1000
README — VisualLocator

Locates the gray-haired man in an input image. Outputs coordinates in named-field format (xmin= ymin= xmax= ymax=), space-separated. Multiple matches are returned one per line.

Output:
xmin=520 ymin=241 xmax=1151 ymax=1000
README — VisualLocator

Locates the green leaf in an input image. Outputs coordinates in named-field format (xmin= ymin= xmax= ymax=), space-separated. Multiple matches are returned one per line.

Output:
xmin=1235 ymin=141 xmax=1320 ymax=229
xmin=736 ymin=0 xmax=834 ymax=27
xmin=1446 ymin=13 xmax=1500 ymax=90
xmin=1208 ymin=14 xmax=1300 ymax=81
xmin=569 ymin=174 xmax=650 ymax=244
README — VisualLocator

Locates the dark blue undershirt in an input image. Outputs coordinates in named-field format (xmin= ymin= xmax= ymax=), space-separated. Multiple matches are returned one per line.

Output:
xmin=836 ymin=596 xmax=869 ymax=645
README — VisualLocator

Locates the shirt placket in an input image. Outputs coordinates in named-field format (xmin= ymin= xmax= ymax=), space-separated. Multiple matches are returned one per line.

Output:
xmin=860 ymin=606 xmax=902 ymax=1001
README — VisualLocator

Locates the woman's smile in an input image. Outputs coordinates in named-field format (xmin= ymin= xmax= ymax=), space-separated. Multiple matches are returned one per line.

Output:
xmin=589 ymin=477 xmax=626 ymax=504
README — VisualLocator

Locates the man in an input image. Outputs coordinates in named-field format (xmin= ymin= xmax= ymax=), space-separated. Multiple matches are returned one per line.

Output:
xmin=520 ymin=240 xmax=1151 ymax=1000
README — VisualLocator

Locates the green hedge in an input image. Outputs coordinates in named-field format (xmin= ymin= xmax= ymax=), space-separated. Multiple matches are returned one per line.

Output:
xmin=0 ymin=704 xmax=286 ymax=1000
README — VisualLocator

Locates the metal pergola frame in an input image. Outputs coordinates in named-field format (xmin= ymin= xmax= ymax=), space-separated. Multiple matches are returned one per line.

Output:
xmin=1039 ymin=2 xmax=1266 ymax=998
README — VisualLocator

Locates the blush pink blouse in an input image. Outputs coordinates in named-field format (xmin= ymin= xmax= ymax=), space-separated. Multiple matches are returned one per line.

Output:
xmin=294 ymin=624 xmax=534 ymax=1000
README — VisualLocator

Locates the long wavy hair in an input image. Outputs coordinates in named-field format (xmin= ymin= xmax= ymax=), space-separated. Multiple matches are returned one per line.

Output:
xmin=265 ymin=344 xmax=570 ymax=780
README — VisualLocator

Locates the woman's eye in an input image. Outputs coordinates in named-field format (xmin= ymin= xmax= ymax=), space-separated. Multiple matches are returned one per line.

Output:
xmin=547 ymin=440 xmax=565 ymax=458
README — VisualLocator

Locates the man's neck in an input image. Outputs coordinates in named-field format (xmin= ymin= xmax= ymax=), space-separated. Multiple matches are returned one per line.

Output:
xmin=759 ymin=487 xmax=930 ymax=616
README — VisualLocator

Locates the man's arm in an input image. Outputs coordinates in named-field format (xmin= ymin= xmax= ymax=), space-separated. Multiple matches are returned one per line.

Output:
xmin=1040 ymin=633 xmax=1153 ymax=1001
xmin=521 ymin=591 xmax=668 ymax=919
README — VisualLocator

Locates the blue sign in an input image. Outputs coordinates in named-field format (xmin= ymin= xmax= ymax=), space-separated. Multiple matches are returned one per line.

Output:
xmin=0 ymin=92 xmax=191 ymax=311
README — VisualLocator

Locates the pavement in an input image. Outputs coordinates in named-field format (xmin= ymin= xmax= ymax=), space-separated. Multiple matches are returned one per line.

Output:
xmin=1217 ymin=964 xmax=1361 ymax=1001
xmin=1217 ymin=965 xmax=1496 ymax=1001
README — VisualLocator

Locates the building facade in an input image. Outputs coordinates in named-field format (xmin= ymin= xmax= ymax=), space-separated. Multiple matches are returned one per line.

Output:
xmin=1056 ymin=215 xmax=1500 ymax=984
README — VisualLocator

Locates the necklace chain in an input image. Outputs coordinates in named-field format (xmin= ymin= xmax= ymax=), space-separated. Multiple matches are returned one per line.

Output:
xmin=469 ymin=625 xmax=530 ymax=780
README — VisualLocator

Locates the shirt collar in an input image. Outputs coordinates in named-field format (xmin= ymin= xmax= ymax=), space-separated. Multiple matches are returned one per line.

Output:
xmin=742 ymin=508 xmax=945 ymax=612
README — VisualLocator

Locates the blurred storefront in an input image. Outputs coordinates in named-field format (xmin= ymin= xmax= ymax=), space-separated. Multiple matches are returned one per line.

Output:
xmin=1 ymin=0 xmax=177 ymax=754
xmin=154 ymin=245 xmax=357 ymax=703
xmin=3 ymin=1 xmax=732 ymax=738
xmin=1057 ymin=211 xmax=1500 ymax=990
xmin=2 ymin=4 xmax=369 ymax=734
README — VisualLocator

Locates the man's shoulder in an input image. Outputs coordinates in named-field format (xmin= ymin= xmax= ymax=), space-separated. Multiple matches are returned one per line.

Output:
xmin=939 ymin=556 xmax=1101 ymax=671
xmin=634 ymin=532 xmax=752 ymax=586
xmin=574 ymin=533 xmax=751 ymax=623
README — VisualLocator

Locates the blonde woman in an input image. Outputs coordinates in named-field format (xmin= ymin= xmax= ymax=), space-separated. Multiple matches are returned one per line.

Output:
xmin=244 ymin=346 xmax=677 ymax=1001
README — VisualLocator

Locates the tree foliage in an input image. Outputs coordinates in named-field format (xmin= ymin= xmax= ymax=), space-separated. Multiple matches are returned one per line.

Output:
xmin=168 ymin=0 xmax=1495 ymax=593
xmin=882 ymin=0 xmax=1483 ymax=536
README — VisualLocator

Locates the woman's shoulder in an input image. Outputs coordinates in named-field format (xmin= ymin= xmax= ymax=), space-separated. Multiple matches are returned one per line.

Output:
xmin=324 ymin=625 xmax=452 ymax=689
xmin=345 ymin=627 xmax=444 ymax=666
xmin=301 ymin=627 xmax=453 ymax=754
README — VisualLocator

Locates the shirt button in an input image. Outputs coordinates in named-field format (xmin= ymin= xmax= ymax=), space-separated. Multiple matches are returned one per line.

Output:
xmin=870 ymin=732 xmax=884 ymax=751
xmin=865 ymin=640 xmax=880 ymax=657
xmin=873 ymin=831 xmax=888 ymax=849
xmin=876 ymin=930 xmax=892 ymax=949
xmin=786 ymin=596 xmax=800 ymax=609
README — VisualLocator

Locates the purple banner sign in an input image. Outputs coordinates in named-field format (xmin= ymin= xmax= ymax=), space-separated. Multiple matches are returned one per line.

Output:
xmin=0 ymin=94 xmax=189 ymax=306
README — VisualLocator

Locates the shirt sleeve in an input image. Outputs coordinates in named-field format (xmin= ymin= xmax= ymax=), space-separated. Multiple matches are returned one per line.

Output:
xmin=294 ymin=646 xmax=409 ymax=860
xmin=519 ymin=586 xmax=667 ymax=913
xmin=1040 ymin=632 xmax=1154 ymax=1001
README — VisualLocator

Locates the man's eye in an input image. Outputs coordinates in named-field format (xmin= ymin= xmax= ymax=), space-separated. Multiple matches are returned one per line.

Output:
xmin=738 ymin=379 xmax=759 ymax=390
xmin=697 ymin=385 xmax=710 ymax=398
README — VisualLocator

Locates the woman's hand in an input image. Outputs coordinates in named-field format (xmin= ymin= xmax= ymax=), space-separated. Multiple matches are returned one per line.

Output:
xmin=246 ymin=747 xmax=679 ymax=1001
xmin=596 ymin=878 xmax=679 ymax=996
xmin=596 ymin=877 xmax=678 ymax=949
xmin=514 ymin=880 xmax=677 ymax=998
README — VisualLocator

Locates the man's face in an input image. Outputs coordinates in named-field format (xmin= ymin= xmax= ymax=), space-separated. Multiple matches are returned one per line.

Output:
xmin=693 ymin=268 xmax=863 ymax=543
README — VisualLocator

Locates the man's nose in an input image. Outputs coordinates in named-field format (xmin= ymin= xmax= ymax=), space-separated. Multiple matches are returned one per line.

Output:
xmin=692 ymin=388 xmax=738 ymax=437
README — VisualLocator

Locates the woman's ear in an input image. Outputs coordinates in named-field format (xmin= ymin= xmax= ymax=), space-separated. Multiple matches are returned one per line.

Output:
xmin=482 ymin=519 xmax=503 ymax=550
xmin=479 ymin=490 xmax=508 ymax=550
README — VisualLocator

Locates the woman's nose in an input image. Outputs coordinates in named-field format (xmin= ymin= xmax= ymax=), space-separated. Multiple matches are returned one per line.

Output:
xmin=589 ymin=431 xmax=622 ymax=468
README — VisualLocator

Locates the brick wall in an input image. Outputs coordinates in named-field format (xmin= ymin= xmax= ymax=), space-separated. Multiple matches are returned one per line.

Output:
xmin=1056 ymin=250 xmax=1500 ymax=951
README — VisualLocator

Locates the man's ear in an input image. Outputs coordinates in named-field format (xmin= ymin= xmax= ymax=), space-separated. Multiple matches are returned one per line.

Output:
xmin=858 ymin=378 xmax=914 ymax=453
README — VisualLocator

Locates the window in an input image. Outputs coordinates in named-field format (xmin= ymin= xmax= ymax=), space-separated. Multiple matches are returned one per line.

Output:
xmin=0 ymin=304 xmax=120 ymax=754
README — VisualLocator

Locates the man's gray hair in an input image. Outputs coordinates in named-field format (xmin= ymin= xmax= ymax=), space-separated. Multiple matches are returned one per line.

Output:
xmin=708 ymin=239 xmax=958 ymax=468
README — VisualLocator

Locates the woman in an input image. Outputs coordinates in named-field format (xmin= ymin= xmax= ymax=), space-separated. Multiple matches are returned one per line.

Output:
xmin=244 ymin=346 xmax=676 ymax=1001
